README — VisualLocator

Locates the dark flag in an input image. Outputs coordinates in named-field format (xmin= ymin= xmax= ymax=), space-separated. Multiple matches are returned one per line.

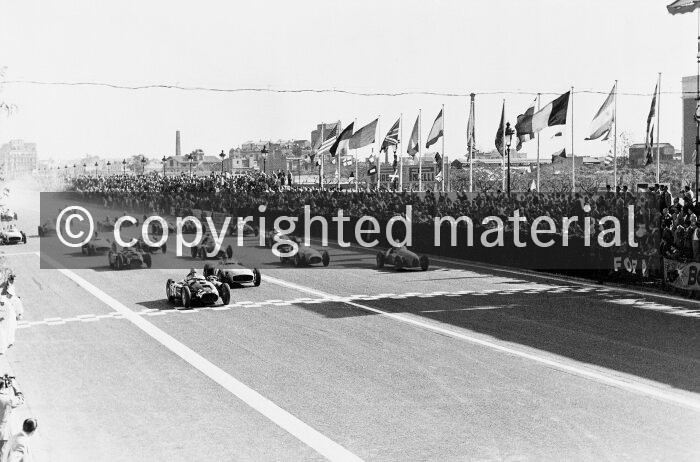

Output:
xmin=434 ymin=152 xmax=443 ymax=182
xmin=495 ymin=102 xmax=505 ymax=156
xmin=532 ymin=91 xmax=570 ymax=132
xmin=667 ymin=0 xmax=700 ymax=14
xmin=330 ymin=122 xmax=354 ymax=157
xmin=407 ymin=115 xmax=419 ymax=157
xmin=349 ymin=119 xmax=378 ymax=150
xmin=645 ymin=83 xmax=658 ymax=166
xmin=425 ymin=109 xmax=444 ymax=149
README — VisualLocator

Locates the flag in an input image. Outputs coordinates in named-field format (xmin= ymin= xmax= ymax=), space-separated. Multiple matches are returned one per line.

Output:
xmin=603 ymin=150 xmax=614 ymax=166
xmin=330 ymin=122 xmax=354 ymax=157
xmin=467 ymin=99 xmax=475 ymax=154
xmin=435 ymin=171 xmax=443 ymax=182
xmin=317 ymin=124 xmax=339 ymax=157
xmin=645 ymin=83 xmax=658 ymax=166
xmin=407 ymin=115 xmax=419 ymax=158
xmin=529 ymin=179 xmax=537 ymax=191
xmin=515 ymin=98 xmax=536 ymax=151
xmin=532 ymin=91 xmax=570 ymax=133
xmin=434 ymin=152 xmax=442 ymax=171
xmin=552 ymin=148 xmax=567 ymax=159
xmin=425 ymin=109 xmax=443 ymax=149
xmin=341 ymin=156 xmax=353 ymax=166
xmin=367 ymin=165 xmax=377 ymax=176
xmin=381 ymin=118 xmax=400 ymax=152
xmin=495 ymin=102 xmax=505 ymax=156
xmin=349 ymin=119 xmax=378 ymax=149
xmin=586 ymin=84 xmax=616 ymax=140
xmin=667 ymin=0 xmax=700 ymax=14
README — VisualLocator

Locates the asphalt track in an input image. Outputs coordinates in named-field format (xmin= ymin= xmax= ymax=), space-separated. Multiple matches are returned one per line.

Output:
xmin=2 ymin=179 xmax=700 ymax=461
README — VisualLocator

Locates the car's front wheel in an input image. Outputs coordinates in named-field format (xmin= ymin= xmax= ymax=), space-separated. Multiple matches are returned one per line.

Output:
xmin=143 ymin=254 xmax=152 ymax=269
xmin=219 ymin=283 xmax=231 ymax=305
xmin=166 ymin=279 xmax=175 ymax=303
xmin=253 ymin=268 xmax=261 ymax=287
xmin=321 ymin=251 xmax=330 ymax=267
xmin=182 ymin=286 xmax=192 ymax=308
xmin=376 ymin=252 xmax=385 ymax=268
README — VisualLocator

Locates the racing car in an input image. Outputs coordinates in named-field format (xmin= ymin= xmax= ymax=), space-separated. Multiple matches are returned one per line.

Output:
xmin=190 ymin=234 xmax=233 ymax=260
xmin=165 ymin=269 xmax=231 ymax=308
xmin=96 ymin=217 xmax=115 ymax=232
xmin=0 ymin=207 xmax=17 ymax=221
xmin=37 ymin=218 xmax=57 ymax=237
xmin=203 ymin=258 xmax=261 ymax=287
xmin=376 ymin=245 xmax=429 ymax=271
xmin=135 ymin=236 xmax=167 ymax=254
xmin=0 ymin=224 xmax=26 ymax=245
xmin=230 ymin=222 xmax=259 ymax=237
xmin=277 ymin=235 xmax=330 ymax=267
xmin=81 ymin=232 xmax=111 ymax=255
xmin=107 ymin=242 xmax=152 ymax=270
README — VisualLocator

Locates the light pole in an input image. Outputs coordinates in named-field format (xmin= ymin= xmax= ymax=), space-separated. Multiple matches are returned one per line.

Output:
xmin=260 ymin=144 xmax=269 ymax=175
xmin=122 ymin=159 xmax=126 ymax=174
xmin=107 ymin=161 xmax=111 ymax=175
xmin=73 ymin=164 xmax=76 ymax=177
xmin=187 ymin=153 xmax=194 ymax=175
xmin=161 ymin=156 xmax=167 ymax=176
xmin=141 ymin=156 xmax=146 ymax=175
xmin=219 ymin=150 xmax=226 ymax=173
xmin=505 ymin=122 xmax=514 ymax=197
xmin=83 ymin=163 xmax=87 ymax=175
xmin=94 ymin=162 xmax=99 ymax=175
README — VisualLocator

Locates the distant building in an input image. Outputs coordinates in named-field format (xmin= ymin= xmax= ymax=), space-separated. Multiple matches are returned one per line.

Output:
xmin=628 ymin=143 xmax=675 ymax=167
xmin=0 ymin=140 xmax=38 ymax=176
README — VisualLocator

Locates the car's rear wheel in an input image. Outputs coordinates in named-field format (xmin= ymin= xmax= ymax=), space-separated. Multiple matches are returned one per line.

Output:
xmin=108 ymin=251 xmax=115 ymax=269
xmin=419 ymin=255 xmax=429 ymax=271
xmin=253 ymin=268 xmax=261 ymax=286
xmin=88 ymin=246 xmax=95 ymax=256
xmin=182 ymin=286 xmax=192 ymax=308
xmin=321 ymin=251 xmax=330 ymax=267
xmin=293 ymin=252 xmax=301 ymax=268
xmin=219 ymin=283 xmax=231 ymax=305
xmin=199 ymin=248 xmax=206 ymax=260
xmin=143 ymin=254 xmax=152 ymax=269
xmin=166 ymin=279 xmax=175 ymax=303
xmin=226 ymin=245 xmax=233 ymax=259
xmin=252 ymin=225 xmax=259 ymax=237
xmin=395 ymin=257 xmax=403 ymax=271
xmin=37 ymin=226 xmax=43 ymax=237
xmin=376 ymin=252 xmax=385 ymax=268
xmin=190 ymin=246 xmax=198 ymax=259
xmin=161 ymin=243 xmax=167 ymax=254
xmin=21 ymin=233 xmax=26 ymax=244
xmin=116 ymin=255 xmax=124 ymax=270
xmin=203 ymin=263 xmax=213 ymax=278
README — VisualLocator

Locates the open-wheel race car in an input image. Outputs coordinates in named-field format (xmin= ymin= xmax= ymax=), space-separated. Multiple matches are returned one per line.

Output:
xmin=204 ymin=258 xmax=261 ymax=287
xmin=108 ymin=242 xmax=153 ymax=270
xmin=264 ymin=230 xmax=293 ymax=249
xmin=135 ymin=236 xmax=167 ymax=254
xmin=0 ymin=224 xmax=26 ymax=245
xmin=81 ymin=233 xmax=111 ymax=255
xmin=376 ymin=245 xmax=429 ymax=271
xmin=190 ymin=234 xmax=233 ymax=260
xmin=231 ymin=222 xmax=259 ymax=237
xmin=37 ymin=218 xmax=57 ymax=237
xmin=166 ymin=269 xmax=231 ymax=308
xmin=96 ymin=217 xmax=115 ymax=232
xmin=149 ymin=220 xmax=177 ymax=236
xmin=277 ymin=236 xmax=330 ymax=267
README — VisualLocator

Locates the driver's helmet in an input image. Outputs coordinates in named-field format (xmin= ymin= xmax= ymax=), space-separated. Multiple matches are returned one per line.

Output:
xmin=187 ymin=268 xmax=198 ymax=279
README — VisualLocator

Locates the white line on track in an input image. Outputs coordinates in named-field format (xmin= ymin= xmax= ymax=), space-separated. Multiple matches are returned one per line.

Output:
xmin=263 ymin=274 xmax=700 ymax=413
xmin=37 ymin=254 xmax=363 ymax=462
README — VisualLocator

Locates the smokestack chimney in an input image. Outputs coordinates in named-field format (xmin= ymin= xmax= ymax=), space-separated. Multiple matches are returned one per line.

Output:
xmin=176 ymin=131 xmax=181 ymax=157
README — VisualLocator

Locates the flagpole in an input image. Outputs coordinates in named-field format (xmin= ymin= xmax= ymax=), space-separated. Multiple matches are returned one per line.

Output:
xmin=354 ymin=118 xmax=358 ymax=192
xmin=399 ymin=113 xmax=403 ymax=192
xmin=419 ymin=109 xmax=423 ymax=192
xmin=571 ymin=86 xmax=575 ymax=193
xmin=337 ymin=120 xmax=342 ymax=190
xmin=469 ymin=93 xmax=474 ymax=193
xmin=320 ymin=123 xmax=325 ymax=190
xmin=441 ymin=104 xmax=445 ymax=193
xmin=536 ymin=93 xmax=541 ymax=192
xmin=377 ymin=115 xmax=381 ymax=191
xmin=502 ymin=99 xmax=506 ymax=192
xmin=614 ymin=80 xmax=618 ymax=187
xmin=656 ymin=72 xmax=662 ymax=184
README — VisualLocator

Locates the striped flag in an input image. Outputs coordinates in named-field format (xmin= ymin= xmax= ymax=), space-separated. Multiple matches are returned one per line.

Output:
xmin=316 ymin=124 xmax=340 ymax=158
xmin=515 ymin=98 xmax=536 ymax=151
xmin=330 ymin=122 xmax=354 ymax=157
xmin=667 ymin=0 xmax=700 ymax=14
xmin=381 ymin=118 xmax=400 ymax=153
xmin=586 ymin=84 xmax=616 ymax=141
xmin=425 ymin=109 xmax=444 ymax=149
xmin=645 ymin=83 xmax=658 ymax=166
xmin=407 ymin=115 xmax=419 ymax=158
xmin=532 ymin=91 xmax=570 ymax=133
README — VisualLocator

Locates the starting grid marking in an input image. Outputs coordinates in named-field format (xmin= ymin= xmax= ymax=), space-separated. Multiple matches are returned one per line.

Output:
xmin=16 ymin=284 xmax=700 ymax=330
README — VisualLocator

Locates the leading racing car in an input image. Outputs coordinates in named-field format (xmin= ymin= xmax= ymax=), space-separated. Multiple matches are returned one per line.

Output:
xmin=166 ymin=269 xmax=231 ymax=308
xmin=190 ymin=233 xmax=233 ymax=260
xmin=203 ymin=258 xmax=261 ymax=287
xmin=276 ymin=235 xmax=330 ymax=267
xmin=376 ymin=245 xmax=429 ymax=271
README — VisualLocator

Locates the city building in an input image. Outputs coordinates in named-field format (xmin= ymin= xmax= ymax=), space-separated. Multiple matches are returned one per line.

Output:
xmin=0 ymin=139 xmax=38 ymax=176
xmin=628 ymin=143 xmax=675 ymax=167
xmin=681 ymin=76 xmax=698 ymax=164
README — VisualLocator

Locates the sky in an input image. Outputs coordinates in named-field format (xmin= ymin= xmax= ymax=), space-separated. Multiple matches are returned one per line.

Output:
xmin=0 ymin=0 xmax=697 ymax=162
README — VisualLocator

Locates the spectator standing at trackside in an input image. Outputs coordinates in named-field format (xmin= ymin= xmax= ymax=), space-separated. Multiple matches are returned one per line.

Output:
xmin=0 ymin=378 xmax=24 ymax=460
xmin=6 ymin=418 xmax=37 ymax=462
xmin=287 ymin=170 xmax=292 ymax=187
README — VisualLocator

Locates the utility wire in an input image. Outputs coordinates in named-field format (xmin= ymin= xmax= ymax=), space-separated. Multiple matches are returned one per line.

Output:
xmin=0 ymin=79 xmax=691 ymax=97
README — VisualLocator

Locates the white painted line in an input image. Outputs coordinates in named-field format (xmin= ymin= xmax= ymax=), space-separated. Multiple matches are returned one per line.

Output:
xmin=46 ymin=261 xmax=363 ymax=462
xmin=0 ymin=251 xmax=42 ymax=257
xmin=263 ymin=274 xmax=700 ymax=413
